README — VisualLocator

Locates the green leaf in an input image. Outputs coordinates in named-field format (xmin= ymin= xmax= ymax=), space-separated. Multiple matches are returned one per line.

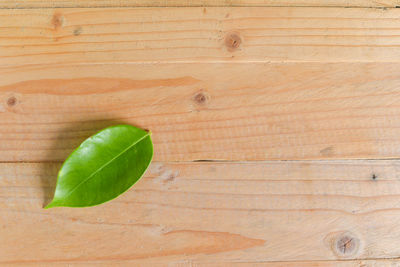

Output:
xmin=45 ymin=125 xmax=153 ymax=208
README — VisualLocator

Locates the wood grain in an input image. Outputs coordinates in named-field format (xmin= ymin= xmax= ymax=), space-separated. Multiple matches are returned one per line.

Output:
xmin=3 ymin=7 xmax=400 ymax=65
xmin=2 ymin=63 xmax=400 ymax=161
xmin=2 ymin=160 xmax=400 ymax=264
xmin=1 ymin=0 xmax=399 ymax=8
xmin=6 ymin=259 xmax=400 ymax=267
xmin=3 ymin=7 xmax=400 ymax=162
xmin=2 ymin=5 xmax=400 ymax=266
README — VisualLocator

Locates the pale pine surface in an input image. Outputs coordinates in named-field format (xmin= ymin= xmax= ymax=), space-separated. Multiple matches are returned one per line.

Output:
xmin=4 ymin=7 xmax=400 ymax=64
xmin=2 ymin=161 xmax=400 ymax=264
xmin=1 ymin=0 xmax=399 ymax=8
xmin=2 ymin=3 xmax=400 ymax=266
xmin=3 ymin=63 xmax=400 ymax=161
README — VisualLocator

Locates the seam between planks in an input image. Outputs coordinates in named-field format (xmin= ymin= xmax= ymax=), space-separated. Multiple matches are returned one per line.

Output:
xmin=0 ymin=5 xmax=399 ymax=9
xmin=3 ymin=158 xmax=400 ymax=164
xmin=2 ymin=256 xmax=400 ymax=264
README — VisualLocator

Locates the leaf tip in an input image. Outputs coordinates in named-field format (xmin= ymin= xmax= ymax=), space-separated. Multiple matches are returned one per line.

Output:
xmin=44 ymin=201 xmax=56 ymax=209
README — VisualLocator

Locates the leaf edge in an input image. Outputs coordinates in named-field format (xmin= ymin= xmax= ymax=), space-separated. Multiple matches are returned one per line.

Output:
xmin=44 ymin=125 xmax=153 ymax=209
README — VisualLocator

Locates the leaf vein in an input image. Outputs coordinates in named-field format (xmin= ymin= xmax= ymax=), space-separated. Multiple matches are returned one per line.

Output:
xmin=60 ymin=132 xmax=150 ymax=204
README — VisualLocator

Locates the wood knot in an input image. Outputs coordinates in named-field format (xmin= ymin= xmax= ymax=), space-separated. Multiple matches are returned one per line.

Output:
xmin=151 ymin=163 xmax=179 ymax=186
xmin=73 ymin=26 xmax=82 ymax=36
xmin=225 ymin=32 xmax=242 ymax=52
xmin=164 ymin=172 xmax=176 ymax=184
xmin=334 ymin=233 xmax=360 ymax=257
xmin=320 ymin=146 xmax=334 ymax=156
xmin=7 ymin=96 xmax=17 ymax=107
xmin=52 ymin=13 xmax=64 ymax=30
xmin=193 ymin=91 xmax=209 ymax=105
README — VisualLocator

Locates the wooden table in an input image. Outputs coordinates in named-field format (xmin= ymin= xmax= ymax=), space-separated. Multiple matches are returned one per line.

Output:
xmin=2 ymin=0 xmax=400 ymax=266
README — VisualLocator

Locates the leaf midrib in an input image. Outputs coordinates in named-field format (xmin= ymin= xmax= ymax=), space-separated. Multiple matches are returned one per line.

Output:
xmin=60 ymin=132 xmax=150 ymax=204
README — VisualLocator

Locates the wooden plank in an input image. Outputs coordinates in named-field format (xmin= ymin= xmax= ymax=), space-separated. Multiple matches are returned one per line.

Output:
xmin=3 ymin=7 xmax=400 ymax=64
xmin=2 ymin=62 xmax=400 ymax=161
xmin=6 ymin=259 xmax=400 ymax=266
xmin=189 ymin=261 xmax=400 ymax=267
xmin=1 ymin=0 xmax=399 ymax=8
xmin=3 ymin=7 xmax=400 ymax=160
xmin=2 ymin=160 xmax=400 ymax=263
